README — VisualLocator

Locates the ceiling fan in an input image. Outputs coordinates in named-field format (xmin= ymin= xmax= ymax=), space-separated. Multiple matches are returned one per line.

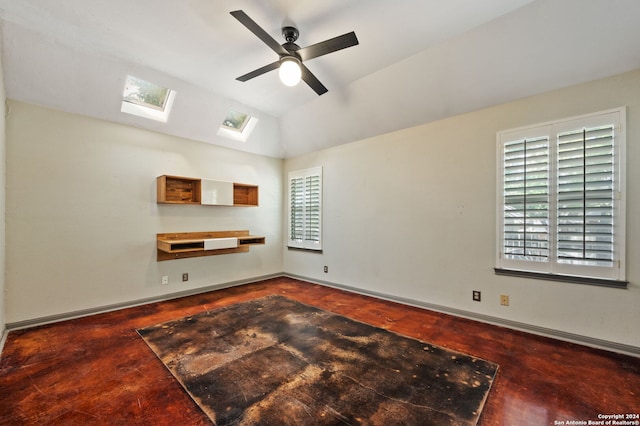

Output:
xmin=230 ymin=10 xmax=359 ymax=95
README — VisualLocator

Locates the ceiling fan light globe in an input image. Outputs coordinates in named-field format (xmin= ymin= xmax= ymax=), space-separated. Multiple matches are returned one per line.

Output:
xmin=279 ymin=58 xmax=302 ymax=87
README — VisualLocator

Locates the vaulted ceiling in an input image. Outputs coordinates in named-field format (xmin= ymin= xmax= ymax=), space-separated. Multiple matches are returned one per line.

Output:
xmin=1 ymin=0 xmax=639 ymax=158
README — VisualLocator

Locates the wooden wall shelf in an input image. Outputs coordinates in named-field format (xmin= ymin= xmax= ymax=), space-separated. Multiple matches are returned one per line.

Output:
xmin=233 ymin=183 xmax=259 ymax=207
xmin=157 ymin=175 xmax=201 ymax=204
xmin=157 ymin=175 xmax=258 ymax=206
xmin=157 ymin=230 xmax=265 ymax=261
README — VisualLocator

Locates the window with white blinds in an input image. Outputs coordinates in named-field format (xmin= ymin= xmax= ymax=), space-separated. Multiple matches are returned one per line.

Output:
xmin=497 ymin=108 xmax=626 ymax=283
xmin=288 ymin=167 xmax=322 ymax=250
xmin=503 ymin=135 xmax=550 ymax=263
xmin=557 ymin=126 xmax=615 ymax=268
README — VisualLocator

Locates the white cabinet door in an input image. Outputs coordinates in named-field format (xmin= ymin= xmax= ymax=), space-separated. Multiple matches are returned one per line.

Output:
xmin=201 ymin=179 xmax=233 ymax=205
xmin=204 ymin=237 xmax=238 ymax=250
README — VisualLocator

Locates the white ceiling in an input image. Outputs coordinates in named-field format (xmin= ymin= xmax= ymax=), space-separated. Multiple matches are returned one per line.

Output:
xmin=1 ymin=0 xmax=639 ymax=158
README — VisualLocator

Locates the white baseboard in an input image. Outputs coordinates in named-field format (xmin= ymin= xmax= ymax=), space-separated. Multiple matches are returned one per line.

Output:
xmin=5 ymin=273 xmax=282 ymax=331
xmin=284 ymin=273 xmax=640 ymax=358
xmin=4 ymin=272 xmax=639 ymax=358
xmin=0 ymin=327 xmax=7 ymax=360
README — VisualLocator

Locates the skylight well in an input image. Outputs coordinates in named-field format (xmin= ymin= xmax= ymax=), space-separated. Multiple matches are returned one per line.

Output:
xmin=222 ymin=111 xmax=250 ymax=132
xmin=121 ymin=75 xmax=175 ymax=122
xmin=218 ymin=110 xmax=258 ymax=142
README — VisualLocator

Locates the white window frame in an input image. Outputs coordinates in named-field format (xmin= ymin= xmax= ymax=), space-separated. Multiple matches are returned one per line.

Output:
xmin=288 ymin=167 xmax=322 ymax=251
xmin=217 ymin=115 xmax=259 ymax=142
xmin=120 ymin=75 xmax=175 ymax=123
xmin=496 ymin=108 xmax=626 ymax=283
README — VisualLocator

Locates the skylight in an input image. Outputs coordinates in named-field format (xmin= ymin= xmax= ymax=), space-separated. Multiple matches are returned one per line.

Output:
xmin=121 ymin=75 xmax=175 ymax=122
xmin=222 ymin=111 xmax=251 ymax=133
xmin=217 ymin=110 xmax=258 ymax=142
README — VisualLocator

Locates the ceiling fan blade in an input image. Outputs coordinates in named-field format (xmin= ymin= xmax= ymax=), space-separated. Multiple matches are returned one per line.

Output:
xmin=298 ymin=32 xmax=359 ymax=62
xmin=300 ymin=64 xmax=328 ymax=95
xmin=236 ymin=61 xmax=280 ymax=82
xmin=230 ymin=10 xmax=289 ymax=56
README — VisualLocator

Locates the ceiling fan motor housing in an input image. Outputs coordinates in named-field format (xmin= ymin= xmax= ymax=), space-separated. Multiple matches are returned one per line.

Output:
xmin=282 ymin=26 xmax=299 ymax=43
xmin=281 ymin=27 xmax=301 ymax=60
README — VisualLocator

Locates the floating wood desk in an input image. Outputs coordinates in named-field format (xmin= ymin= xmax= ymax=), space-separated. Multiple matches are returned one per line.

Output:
xmin=157 ymin=230 xmax=265 ymax=261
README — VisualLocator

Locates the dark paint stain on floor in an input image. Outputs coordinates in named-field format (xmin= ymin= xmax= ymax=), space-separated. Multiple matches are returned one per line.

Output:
xmin=138 ymin=296 xmax=498 ymax=425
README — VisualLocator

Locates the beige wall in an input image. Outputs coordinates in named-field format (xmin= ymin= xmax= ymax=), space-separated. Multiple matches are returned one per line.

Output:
xmin=0 ymin=49 xmax=6 ymax=337
xmin=5 ymin=101 xmax=283 ymax=323
xmin=284 ymin=69 xmax=640 ymax=349
xmin=4 ymin=69 xmax=639 ymax=352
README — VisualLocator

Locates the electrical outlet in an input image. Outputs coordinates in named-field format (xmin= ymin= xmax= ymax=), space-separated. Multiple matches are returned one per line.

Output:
xmin=500 ymin=294 xmax=510 ymax=306
xmin=161 ymin=276 xmax=169 ymax=285
xmin=324 ymin=266 xmax=328 ymax=273
xmin=472 ymin=291 xmax=481 ymax=302
xmin=182 ymin=273 xmax=189 ymax=282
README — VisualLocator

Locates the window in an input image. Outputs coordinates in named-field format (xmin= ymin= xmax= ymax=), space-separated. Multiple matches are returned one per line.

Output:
xmin=217 ymin=110 xmax=258 ymax=142
xmin=121 ymin=75 xmax=175 ymax=122
xmin=222 ymin=111 xmax=251 ymax=132
xmin=496 ymin=108 xmax=626 ymax=284
xmin=288 ymin=167 xmax=322 ymax=251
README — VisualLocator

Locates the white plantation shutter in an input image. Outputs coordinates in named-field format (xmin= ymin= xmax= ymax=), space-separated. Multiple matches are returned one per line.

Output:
xmin=557 ymin=125 xmax=615 ymax=268
xmin=304 ymin=174 xmax=321 ymax=243
xmin=288 ymin=167 xmax=322 ymax=250
xmin=503 ymin=135 xmax=550 ymax=264
xmin=497 ymin=108 xmax=625 ymax=283
xmin=289 ymin=176 xmax=305 ymax=242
